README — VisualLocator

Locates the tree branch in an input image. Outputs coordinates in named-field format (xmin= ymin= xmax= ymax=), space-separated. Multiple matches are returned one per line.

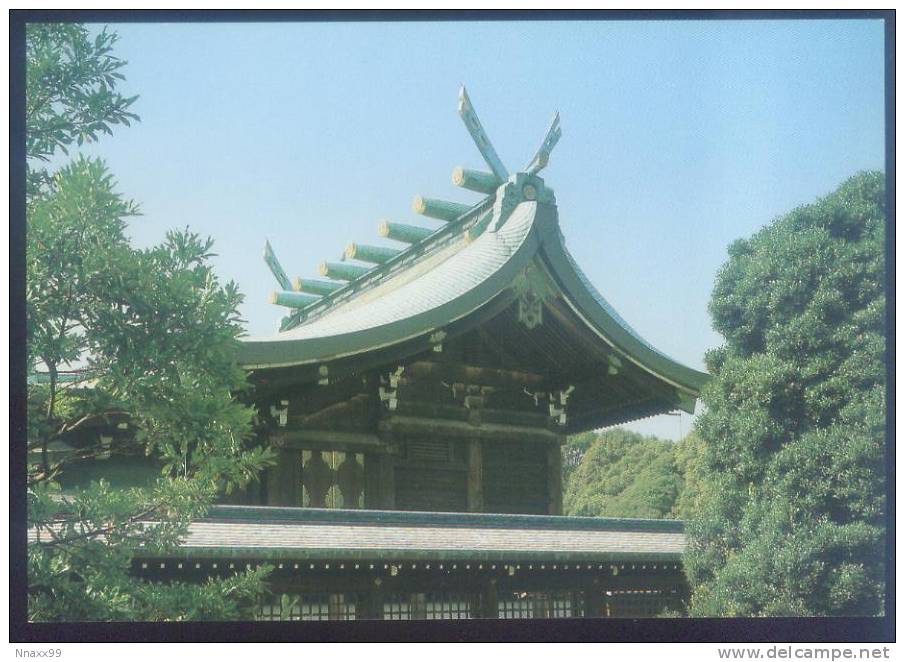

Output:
xmin=34 ymin=502 xmax=171 ymax=550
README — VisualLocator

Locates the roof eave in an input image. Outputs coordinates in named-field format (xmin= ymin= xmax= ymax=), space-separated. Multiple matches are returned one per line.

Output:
xmin=535 ymin=223 xmax=710 ymax=398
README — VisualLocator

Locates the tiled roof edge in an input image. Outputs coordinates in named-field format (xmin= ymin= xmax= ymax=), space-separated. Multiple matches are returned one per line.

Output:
xmin=143 ymin=547 xmax=685 ymax=563
xmin=204 ymin=505 xmax=685 ymax=533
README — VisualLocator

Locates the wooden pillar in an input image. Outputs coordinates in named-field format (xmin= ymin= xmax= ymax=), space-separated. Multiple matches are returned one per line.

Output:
xmin=246 ymin=478 xmax=265 ymax=505
xmin=481 ymin=578 xmax=498 ymax=619
xmin=583 ymin=577 xmax=603 ymax=618
xmin=547 ymin=441 xmax=563 ymax=515
xmin=467 ymin=439 xmax=484 ymax=512
xmin=266 ymin=448 xmax=302 ymax=506
xmin=531 ymin=595 xmax=550 ymax=619
xmin=361 ymin=578 xmax=384 ymax=620
xmin=675 ymin=571 xmax=691 ymax=615
xmin=364 ymin=453 xmax=381 ymax=509
xmin=411 ymin=592 xmax=427 ymax=620
xmin=378 ymin=453 xmax=395 ymax=509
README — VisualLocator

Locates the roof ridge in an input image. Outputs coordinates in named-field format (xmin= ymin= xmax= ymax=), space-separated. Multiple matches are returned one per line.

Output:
xmin=278 ymin=196 xmax=495 ymax=332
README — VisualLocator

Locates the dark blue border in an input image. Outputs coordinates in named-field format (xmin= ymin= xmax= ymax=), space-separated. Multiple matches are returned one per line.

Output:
xmin=9 ymin=8 xmax=895 ymax=645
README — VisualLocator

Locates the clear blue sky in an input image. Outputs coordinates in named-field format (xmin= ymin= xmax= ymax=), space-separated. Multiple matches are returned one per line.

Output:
xmin=74 ymin=19 xmax=885 ymax=440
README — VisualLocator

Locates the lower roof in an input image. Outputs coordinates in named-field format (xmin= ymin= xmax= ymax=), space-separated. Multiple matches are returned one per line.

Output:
xmin=157 ymin=506 xmax=686 ymax=562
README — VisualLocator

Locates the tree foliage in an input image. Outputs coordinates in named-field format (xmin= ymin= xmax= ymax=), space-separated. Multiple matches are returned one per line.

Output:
xmin=26 ymin=23 xmax=139 ymax=195
xmin=26 ymin=24 xmax=274 ymax=621
xmin=669 ymin=431 xmax=706 ymax=522
xmin=685 ymin=171 xmax=886 ymax=616
xmin=563 ymin=429 xmax=686 ymax=520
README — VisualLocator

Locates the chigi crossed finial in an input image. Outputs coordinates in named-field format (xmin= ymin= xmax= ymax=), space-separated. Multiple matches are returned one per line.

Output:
xmin=264 ymin=86 xmax=563 ymax=316
xmin=457 ymin=85 xmax=562 ymax=180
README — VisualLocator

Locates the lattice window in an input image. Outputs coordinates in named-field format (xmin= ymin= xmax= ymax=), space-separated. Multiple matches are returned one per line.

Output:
xmin=383 ymin=594 xmax=412 ymax=620
xmin=298 ymin=595 xmax=331 ymax=621
xmin=301 ymin=450 xmax=364 ymax=509
xmin=256 ymin=595 xmax=303 ymax=621
xmin=425 ymin=594 xmax=472 ymax=620
xmin=256 ymin=601 xmax=284 ymax=621
xmin=497 ymin=591 xmax=582 ymax=619
xmin=329 ymin=593 xmax=357 ymax=621
xmin=498 ymin=593 xmax=533 ymax=619
xmin=531 ymin=594 xmax=552 ymax=618
xmin=256 ymin=593 xmax=359 ymax=621
xmin=550 ymin=591 xmax=583 ymax=618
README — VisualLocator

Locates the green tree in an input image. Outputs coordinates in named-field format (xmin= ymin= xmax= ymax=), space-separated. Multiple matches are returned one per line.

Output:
xmin=25 ymin=24 xmax=138 ymax=196
xmin=685 ymin=172 xmax=886 ymax=616
xmin=669 ymin=431 xmax=706 ymax=521
xmin=563 ymin=429 xmax=684 ymax=520
xmin=26 ymin=24 xmax=273 ymax=621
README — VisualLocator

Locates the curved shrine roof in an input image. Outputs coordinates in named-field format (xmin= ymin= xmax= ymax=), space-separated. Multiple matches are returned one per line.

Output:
xmin=239 ymin=88 xmax=708 ymax=413
xmin=240 ymin=194 xmax=707 ymax=396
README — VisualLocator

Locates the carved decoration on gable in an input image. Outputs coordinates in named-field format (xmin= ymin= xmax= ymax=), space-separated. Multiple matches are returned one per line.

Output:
xmin=513 ymin=263 xmax=557 ymax=330
xmin=429 ymin=329 xmax=447 ymax=353
xmin=517 ymin=285 xmax=544 ymax=330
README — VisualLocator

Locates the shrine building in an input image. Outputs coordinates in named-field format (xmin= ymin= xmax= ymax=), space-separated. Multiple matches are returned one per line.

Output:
xmin=101 ymin=88 xmax=709 ymax=620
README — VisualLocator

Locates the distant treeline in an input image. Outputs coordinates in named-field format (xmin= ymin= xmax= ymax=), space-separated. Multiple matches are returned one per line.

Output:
xmin=562 ymin=428 xmax=703 ymax=521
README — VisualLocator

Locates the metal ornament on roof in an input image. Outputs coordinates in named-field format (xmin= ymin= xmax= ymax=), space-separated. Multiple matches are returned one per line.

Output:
xmin=262 ymin=86 xmax=562 ymax=327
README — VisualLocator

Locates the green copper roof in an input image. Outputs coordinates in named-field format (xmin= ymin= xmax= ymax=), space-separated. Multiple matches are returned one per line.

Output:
xmin=240 ymin=199 xmax=540 ymax=368
xmin=151 ymin=506 xmax=687 ymax=562
xmin=205 ymin=505 xmax=685 ymax=532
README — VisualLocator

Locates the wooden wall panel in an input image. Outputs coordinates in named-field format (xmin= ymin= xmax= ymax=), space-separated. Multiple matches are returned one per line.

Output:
xmin=483 ymin=442 xmax=549 ymax=514
xmin=395 ymin=466 xmax=467 ymax=512
xmin=266 ymin=448 xmax=303 ymax=506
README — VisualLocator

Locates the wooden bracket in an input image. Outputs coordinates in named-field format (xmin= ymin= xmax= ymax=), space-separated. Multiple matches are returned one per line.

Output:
xmin=378 ymin=366 xmax=405 ymax=411
xmin=269 ymin=399 xmax=289 ymax=427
